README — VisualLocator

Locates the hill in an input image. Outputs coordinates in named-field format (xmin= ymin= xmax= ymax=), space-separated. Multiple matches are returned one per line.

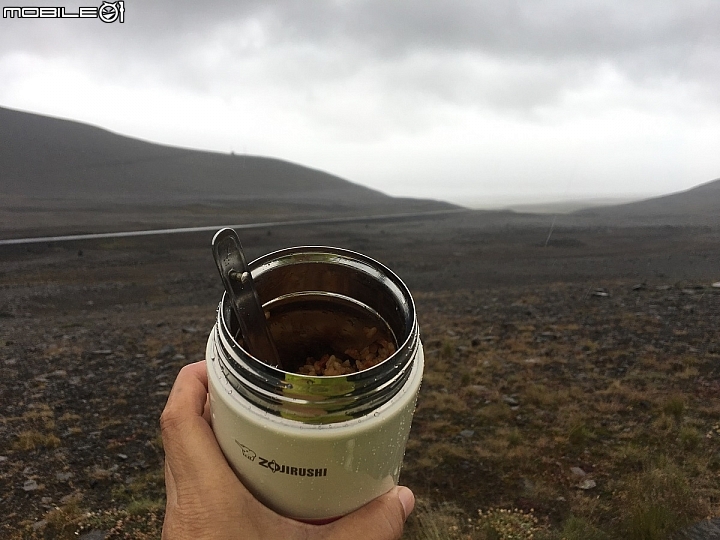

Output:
xmin=574 ymin=178 xmax=720 ymax=225
xmin=0 ymin=106 xmax=456 ymax=236
xmin=0 ymin=106 xmax=450 ymax=209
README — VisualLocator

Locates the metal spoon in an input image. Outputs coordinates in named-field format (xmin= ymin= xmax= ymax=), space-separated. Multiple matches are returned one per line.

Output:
xmin=211 ymin=228 xmax=282 ymax=369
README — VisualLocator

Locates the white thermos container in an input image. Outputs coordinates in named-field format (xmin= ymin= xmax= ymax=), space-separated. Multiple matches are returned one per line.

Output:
xmin=206 ymin=246 xmax=423 ymax=521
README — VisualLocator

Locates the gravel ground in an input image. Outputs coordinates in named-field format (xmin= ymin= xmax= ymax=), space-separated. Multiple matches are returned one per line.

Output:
xmin=2 ymin=214 xmax=720 ymax=538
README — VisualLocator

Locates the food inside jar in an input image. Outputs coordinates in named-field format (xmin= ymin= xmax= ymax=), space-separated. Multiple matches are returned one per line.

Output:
xmin=297 ymin=327 xmax=396 ymax=376
xmin=232 ymin=294 xmax=400 ymax=375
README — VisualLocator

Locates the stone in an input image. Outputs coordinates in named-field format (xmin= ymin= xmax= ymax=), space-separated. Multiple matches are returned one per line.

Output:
xmin=522 ymin=478 xmax=535 ymax=492
xmin=592 ymin=290 xmax=609 ymax=297
xmin=570 ymin=467 xmax=587 ymax=477
xmin=674 ymin=517 xmax=720 ymax=539
xmin=157 ymin=344 xmax=176 ymax=358
xmin=459 ymin=430 xmax=475 ymax=438
xmin=577 ymin=479 xmax=596 ymax=490
xmin=23 ymin=479 xmax=39 ymax=491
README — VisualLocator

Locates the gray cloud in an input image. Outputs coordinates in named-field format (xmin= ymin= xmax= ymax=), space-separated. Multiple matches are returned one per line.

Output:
xmin=3 ymin=1 xmax=718 ymax=89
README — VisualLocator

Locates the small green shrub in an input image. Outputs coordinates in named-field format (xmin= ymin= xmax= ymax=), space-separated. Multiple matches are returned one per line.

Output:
xmin=663 ymin=397 xmax=685 ymax=421
xmin=678 ymin=426 xmax=702 ymax=451
xmin=568 ymin=423 xmax=592 ymax=446
xmin=627 ymin=504 xmax=676 ymax=540
xmin=619 ymin=461 xmax=704 ymax=540
xmin=557 ymin=515 xmax=608 ymax=540
xmin=126 ymin=497 xmax=164 ymax=516
xmin=441 ymin=340 xmax=455 ymax=359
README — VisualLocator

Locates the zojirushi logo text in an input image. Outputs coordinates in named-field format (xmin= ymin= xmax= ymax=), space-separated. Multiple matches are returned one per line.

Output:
xmin=259 ymin=457 xmax=327 ymax=477
xmin=236 ymin=441 xmax=328 ymax=478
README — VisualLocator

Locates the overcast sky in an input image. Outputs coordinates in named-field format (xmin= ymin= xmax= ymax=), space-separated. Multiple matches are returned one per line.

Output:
xmin=1 ymin=0 xmax=719 ymax=206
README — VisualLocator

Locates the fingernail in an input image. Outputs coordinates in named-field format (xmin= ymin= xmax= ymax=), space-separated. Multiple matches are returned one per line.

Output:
xmin=396 ymin=486 xmax=415 ymax=519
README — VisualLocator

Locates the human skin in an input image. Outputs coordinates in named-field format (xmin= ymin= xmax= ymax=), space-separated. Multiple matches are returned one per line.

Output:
xmin=160 ymin=361 xmax=415 ymax=540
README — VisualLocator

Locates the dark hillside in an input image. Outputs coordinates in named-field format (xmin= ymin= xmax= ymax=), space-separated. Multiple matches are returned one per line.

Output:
xmin=0 ymin=106 xmax=456 ymax=236
xmin=574 ymin=177 xmax=720 ymax=225
xmin=0 ymin=106 xmax=443 ymax=208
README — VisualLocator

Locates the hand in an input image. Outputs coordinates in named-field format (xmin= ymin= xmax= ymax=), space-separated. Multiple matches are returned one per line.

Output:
xmin=160 ymin=361 xmax=415 ymax=540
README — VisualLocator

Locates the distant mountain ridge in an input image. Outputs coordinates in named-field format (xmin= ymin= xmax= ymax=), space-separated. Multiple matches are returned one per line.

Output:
xmin=0 ymin=106 xmax=434 ymax=209
xmin=2 ymin=105 xmax=717 ymax=227
xmin=574 ymin=177 xmax=720 ymax=224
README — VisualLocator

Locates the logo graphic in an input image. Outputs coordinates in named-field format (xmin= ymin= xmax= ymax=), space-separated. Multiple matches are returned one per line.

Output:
xmin=235 ymin=442 xmax=257 ymax=462
xmin=3 ymin=1 xmax=125 ymax=23
xmin=98 ymin=1 xmax=123 ymax=23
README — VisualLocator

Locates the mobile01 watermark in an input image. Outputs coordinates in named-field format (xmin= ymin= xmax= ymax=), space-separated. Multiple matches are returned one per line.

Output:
xmin=3 ymin=1 xmax=124 ymax=23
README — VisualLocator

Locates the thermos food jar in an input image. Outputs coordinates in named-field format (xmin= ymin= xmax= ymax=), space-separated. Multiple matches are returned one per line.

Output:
xmin=206 ymin=246 xmax=424 ymax=521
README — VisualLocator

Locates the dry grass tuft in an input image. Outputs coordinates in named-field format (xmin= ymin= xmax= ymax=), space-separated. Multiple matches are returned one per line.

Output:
xmin=619 ymin=461 xmax=708 ymax=540
xmin=13 ymin=430 xmax=61 ymax=451
xmin=405 ymin=499 xmax=466 ymax=540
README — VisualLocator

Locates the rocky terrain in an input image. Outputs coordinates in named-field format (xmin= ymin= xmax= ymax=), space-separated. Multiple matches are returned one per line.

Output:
xmin=2 ymin=211 xmax=720 ymax=539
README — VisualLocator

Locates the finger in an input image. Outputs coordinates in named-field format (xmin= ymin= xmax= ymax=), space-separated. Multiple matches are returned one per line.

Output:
xmin=164 ymin=361 xmax=208 ymax=418
xmin=161 ymin=362 xmax=234 ymax=483
xmin=163 ymin=361 xmax=211 ymax=426
xmin=321 ymin=486 xmax=414 ymax=540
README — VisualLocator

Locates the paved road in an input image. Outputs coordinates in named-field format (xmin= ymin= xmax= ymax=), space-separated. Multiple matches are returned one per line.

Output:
xmin=0 ymin=209 xmax=468 ymax=246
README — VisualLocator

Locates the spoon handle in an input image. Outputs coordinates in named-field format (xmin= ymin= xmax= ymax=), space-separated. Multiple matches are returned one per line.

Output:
xmin=211 ymin=228 xmax=281 ymax=369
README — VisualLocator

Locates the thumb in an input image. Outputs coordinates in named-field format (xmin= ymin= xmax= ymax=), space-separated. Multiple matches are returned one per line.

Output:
xmin=322 ymin=486 xmax=415 ymax=540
